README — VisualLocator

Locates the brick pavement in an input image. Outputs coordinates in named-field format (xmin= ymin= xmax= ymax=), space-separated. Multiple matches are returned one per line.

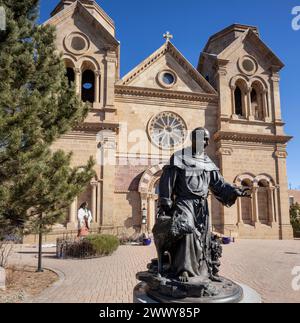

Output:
xmin=8 ymin=240 xmax=300 ymax=303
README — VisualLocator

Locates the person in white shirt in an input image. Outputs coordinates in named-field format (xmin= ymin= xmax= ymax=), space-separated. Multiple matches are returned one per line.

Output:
xmin=77 ymin=202 xmax=93 ymax=238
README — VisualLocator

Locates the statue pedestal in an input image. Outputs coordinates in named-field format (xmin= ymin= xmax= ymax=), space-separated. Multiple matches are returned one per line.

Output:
xmin=133 ymin=283 xmax=262 ymax=304
xmin=133 ymin=282 xmax=262 ymax=304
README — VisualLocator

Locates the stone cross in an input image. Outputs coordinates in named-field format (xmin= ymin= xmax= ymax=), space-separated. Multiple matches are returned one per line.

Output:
xmin=0 ymin=266 xmax=5 ymax=291
xmin=163 ymin=31 xmax=173 ymax=42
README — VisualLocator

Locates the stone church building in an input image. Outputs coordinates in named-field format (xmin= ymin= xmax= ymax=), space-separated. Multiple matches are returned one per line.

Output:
xmin=43 ymin=0 xmax=293 ymax=240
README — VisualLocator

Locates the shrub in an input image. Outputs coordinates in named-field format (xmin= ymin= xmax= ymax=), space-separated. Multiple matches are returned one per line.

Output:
xmin=290 ymin=203 xmax=300 ymax=237
xmin=57 ymin=235 xmax=120 ymax=259
xmin=86 ymin=235 xmax=120 ymax=256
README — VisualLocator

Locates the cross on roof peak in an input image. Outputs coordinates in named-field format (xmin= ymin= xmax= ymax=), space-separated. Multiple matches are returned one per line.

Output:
xmin=163 ymin=31 xmax=173 ymax=43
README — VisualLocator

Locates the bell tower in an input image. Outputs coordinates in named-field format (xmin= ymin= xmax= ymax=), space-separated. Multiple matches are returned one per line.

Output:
xmin=46 ymin=0 xmax=120 ymax=230
xmin=198 ymin=24 xmax=293 ymax=239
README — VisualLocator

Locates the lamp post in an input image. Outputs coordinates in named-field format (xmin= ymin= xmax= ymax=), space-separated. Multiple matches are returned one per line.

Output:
xmin=142 ymin=207 xmax=147 ymax=224
xmin=141 ymin=206 xmax=147 ymax=234
xmin=37 ymin=213 xmax=44 ymax=273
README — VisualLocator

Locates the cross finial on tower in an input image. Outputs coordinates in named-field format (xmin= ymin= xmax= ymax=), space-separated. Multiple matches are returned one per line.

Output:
xmin=163 ymin=31 xmax=173 ymax=43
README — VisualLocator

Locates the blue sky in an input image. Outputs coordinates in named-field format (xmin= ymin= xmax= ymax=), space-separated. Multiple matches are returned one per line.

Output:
xmin=39 ymin=0 xmax=300 ymax=188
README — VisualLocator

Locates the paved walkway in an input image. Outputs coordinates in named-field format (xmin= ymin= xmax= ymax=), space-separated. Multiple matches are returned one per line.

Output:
xmin=9 ymin=240 xmax=300 ymax=303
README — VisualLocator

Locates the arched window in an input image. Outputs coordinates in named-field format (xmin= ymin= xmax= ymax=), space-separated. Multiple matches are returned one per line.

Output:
xmin=64 ymin=58 xmax=75 ymax=87
xmin=66 ymin=67 xmax=75 ymax=86
xmin=234 ymin=86 xmax=243 ymax=116
xmin=251 ymin=81 xmax=264 ymax=120
xmin=257 ymin=180 xmax=269 ymax=224
xmin=241 ymin=179 xmax=253 ymax=224
xmin=81 ymin=70 xmax=95 ymax=103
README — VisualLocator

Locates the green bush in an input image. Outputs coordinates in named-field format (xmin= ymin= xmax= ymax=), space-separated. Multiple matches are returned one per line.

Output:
xmin=58 ymin=235 xmax=120 ymax=259
xmin=290 ymin=203 xmax=300 ymax=237
xmin=85 ymin=234 xmax=120 ymax=257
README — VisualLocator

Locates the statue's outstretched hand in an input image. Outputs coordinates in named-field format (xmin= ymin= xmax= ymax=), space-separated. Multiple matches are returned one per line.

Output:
xmin=235 ymin=187 xmax=252 ymax=198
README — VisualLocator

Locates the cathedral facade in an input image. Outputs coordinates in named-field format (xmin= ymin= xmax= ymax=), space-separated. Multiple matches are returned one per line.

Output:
xmin=44 ymin=0 xmax=293 ymax=240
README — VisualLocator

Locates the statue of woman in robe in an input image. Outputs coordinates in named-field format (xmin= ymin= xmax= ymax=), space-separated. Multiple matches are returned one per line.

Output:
xmin=77 ymin=202 xmax=93 ymax=238
xmin=156 ymin=128 xmax=250 ymax=283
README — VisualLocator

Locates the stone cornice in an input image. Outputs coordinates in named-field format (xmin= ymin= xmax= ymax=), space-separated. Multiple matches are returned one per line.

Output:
xmin=214 ymin=131 xmax=293 ymax=144
xmin=115 ymin=85 xmax=219 ymax=104
xmin=75 ymin=122 xmax=119 ymax=132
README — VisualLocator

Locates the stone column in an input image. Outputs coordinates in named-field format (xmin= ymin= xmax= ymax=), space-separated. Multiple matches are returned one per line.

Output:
xmin=230 ymin=85 xmax=236 ymax=117
xmin=237 ymin=197 xmax=244 ymax=225
xmin=104 ymin=51 xmax=116 ymax=108
xmin=96 ymin=181 xmax=102 ymax=225
xmin=91 ymin=181 xmax=97 ymax=224
xmin=252 ymin=185 xmax=259 ymax=225
xmin=268 ymin=187 xmax=276 ymax=226
xmin=75 ymin=68 xmax=81 ymax=97
xmin=97 ymin=130 xmax=117 ymax=227
xmin=216 ymin=147 xmax=238 ymax=237
xmin=273 ymin=186 xmax=279 ymax=223
xmin=270 ymin=69 xmax=282 ymax=122
xmin=67 ymin=197 xmax=78 ymax=230
xmin=216 ymin=60 xmax=230 ymax=118
xmin=94 ymin=70 xmax=101 ymax=105
xmin=275 ymin=149 xmax=294 ymax=239
xmin=262 ymin=89 xmax=269 ymax=120
xmin=246 ymin=87 xmax=253 ymax=120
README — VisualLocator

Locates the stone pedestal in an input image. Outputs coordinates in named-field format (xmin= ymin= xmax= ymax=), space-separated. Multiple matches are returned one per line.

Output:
xmin=0 ymin=266 xmax=6 ymax=291
xmin=134 ymin=282 xmax=262 ymax=304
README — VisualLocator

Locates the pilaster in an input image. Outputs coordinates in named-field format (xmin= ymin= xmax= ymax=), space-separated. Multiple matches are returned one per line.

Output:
xmin=97 ymin=130 xmax=117 ymax=227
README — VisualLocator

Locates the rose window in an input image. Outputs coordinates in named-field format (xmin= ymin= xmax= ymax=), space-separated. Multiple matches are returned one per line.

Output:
xmin=148 ymin=112 xmax=187 ymax=150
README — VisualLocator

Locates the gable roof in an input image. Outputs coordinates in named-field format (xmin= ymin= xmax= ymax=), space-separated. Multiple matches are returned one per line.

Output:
xmin=118 ymin=41 xmax=217 ymax=95
xmin=51 ymin=1 xmax=114 ymax=27
xmin=202 ymin=24 xmax=260 ymax=55
xmin=217 ymin=29 xmax=284 ymax=68
xmin=44 ymin=1 xmax=119 ymax=48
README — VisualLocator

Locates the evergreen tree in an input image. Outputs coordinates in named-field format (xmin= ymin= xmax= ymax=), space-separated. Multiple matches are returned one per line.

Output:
xmin=290 ymin=203 xmax=300 ymax=236
xmin=0 ymin=0 xmax=95 ymax=239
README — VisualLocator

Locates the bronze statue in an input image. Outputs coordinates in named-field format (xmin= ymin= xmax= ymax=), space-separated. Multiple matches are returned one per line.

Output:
xmin=137 ymin=128 xmax=251 ymax=303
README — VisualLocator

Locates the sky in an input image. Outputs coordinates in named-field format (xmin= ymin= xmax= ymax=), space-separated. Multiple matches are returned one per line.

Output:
xmin=39 ymin=0 xmax=300 ymax=188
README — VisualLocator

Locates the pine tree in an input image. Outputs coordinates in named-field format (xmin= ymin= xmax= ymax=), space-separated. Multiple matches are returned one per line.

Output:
xmin=0 ymin=0 xmax=95 ymax=242
xmin=290 ymin=203 xmax=300 ymax=236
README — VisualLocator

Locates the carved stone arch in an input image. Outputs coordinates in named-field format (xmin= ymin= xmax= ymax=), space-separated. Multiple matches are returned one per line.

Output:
xmin=234 ymin=173 xmax=255 ymax=225
xmin=78 ymin=56 xmax=101 ymax=103
xmin=250 ymin=76 xmax=268 ymax=90
xmin=249 ymin=77 xmax=269 ymax=120
xmin=138 ymin=164 xmax=165 ymax=195
xmin=64 ymin=56 xmax=76 ymax=86
xmin=78 ymin=56 xmax=100 ymax=72
xmin=138 ymin=164 xmax=165 ymax=230
xmin=229 ymin=74 xmax=250 ymax=89
xmin=230 ymin=75 xmax=249 ymax=117
xmin=63 ymin=55 xmax=77 ymax=68
xmin=254 ymin=174 xmax=276 ymax=225
xmin=254 ymin=174 xmax=275 ymax=187
xmin=234 ymin=173 xmax=255 ymax=186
